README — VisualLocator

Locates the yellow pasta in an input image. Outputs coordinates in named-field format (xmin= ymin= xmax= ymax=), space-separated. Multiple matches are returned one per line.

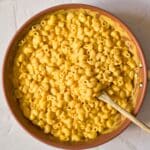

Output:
xmin=12 ymin=8 xmax=139 ymax=142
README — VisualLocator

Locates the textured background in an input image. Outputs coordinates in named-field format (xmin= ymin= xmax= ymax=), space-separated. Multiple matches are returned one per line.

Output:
xmin=0 ymin=0 xmax=150 ymax=150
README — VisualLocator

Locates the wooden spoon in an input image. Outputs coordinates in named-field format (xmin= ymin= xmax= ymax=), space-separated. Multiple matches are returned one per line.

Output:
xmin=98 ymin=92 xmax=150 ymax=133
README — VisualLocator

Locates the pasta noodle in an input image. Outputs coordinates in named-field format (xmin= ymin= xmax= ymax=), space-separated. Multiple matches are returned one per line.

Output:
xmin=12 ymin=8 xmax=140 ymax=142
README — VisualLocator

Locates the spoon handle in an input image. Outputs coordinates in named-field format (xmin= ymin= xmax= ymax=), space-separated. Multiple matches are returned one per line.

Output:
xmin=99 ymin=92 xmax=150 ymax=133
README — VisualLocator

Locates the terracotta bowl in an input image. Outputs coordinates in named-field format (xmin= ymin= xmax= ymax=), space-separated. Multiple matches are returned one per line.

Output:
xmin=2 ymin=4 xmax=147 ymax=150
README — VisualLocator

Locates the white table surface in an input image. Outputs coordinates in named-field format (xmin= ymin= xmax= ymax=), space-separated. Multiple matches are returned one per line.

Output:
xmin=0 ymin=0 xmax=150 ymax=150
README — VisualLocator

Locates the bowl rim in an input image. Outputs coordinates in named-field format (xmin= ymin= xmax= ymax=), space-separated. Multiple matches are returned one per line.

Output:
xmin=2 ymin=3 xmax=148 ymax=150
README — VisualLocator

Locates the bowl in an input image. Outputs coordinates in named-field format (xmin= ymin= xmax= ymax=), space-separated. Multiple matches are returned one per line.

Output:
xmin=2 ymin=4 xmax=147 ymax=149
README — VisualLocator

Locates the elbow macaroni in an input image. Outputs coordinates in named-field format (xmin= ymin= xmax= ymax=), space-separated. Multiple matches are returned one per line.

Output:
xmin=13 ymin=8 xmax=140 ymax=142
